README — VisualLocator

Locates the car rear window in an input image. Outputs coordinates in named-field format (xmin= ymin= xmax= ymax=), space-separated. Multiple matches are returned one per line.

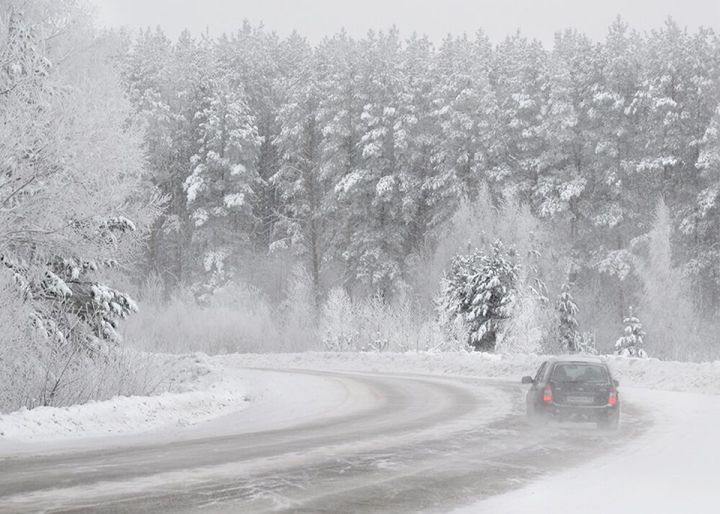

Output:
xmin=550 ymin=363 xmax=609 ymax=383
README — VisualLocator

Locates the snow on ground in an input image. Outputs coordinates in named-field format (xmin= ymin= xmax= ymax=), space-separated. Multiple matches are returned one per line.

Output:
xmin=222 ymin=351 xmax=720 ymax=395
xmin=0 ymin=353 xmax=249 ymax=450
xmin=2 ymin=349 xmax=719 ymax=458
xmin=454 ymin=387 xmax=720 ymax=514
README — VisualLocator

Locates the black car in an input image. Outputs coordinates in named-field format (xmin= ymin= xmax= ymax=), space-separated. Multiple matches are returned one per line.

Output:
xmin=521 ymin=356 xmax=620 ymax=429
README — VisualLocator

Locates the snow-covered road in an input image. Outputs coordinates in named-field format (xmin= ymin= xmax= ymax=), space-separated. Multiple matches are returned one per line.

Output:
xmin=0 ymin=367 xmax=653 ymax=513
xmin=459 ymin=387 xmax=720 ymax=513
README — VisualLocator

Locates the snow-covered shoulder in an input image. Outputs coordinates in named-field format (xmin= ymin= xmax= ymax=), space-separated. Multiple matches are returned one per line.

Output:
xmin=222 ymin=351 xmax=720 ymax=395
xmin=0 ymin=353 xmax=249 ymax=453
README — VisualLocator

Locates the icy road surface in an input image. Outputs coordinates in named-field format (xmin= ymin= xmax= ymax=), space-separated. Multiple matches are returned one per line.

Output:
xmin=0 ymin=368 xmax=648 ymax=513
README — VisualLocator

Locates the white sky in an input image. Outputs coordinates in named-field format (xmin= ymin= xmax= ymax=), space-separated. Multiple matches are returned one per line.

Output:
xmin=90 ymin=0 xmax=720 ymax=45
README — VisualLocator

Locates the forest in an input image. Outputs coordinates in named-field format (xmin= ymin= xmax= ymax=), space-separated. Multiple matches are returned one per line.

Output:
xmin=2 ymin=0 xmax=720 ymax=411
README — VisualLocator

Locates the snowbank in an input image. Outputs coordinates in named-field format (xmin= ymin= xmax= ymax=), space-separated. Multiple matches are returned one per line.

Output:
xmin=223 ymin=351 xmax=720 ymax=395
xmin=0 ymin=353 xmax=249 ymax=446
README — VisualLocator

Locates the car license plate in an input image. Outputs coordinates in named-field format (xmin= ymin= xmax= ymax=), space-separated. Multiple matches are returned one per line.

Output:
xmin=566 ymin=395 xmax=594 ymax=404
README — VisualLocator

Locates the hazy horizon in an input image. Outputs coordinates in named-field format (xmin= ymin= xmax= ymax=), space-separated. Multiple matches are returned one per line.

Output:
xmin=91 ymin=0 xmax=720 ymax=45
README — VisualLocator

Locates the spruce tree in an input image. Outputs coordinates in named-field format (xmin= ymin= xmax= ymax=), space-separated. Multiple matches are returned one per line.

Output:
xmin=557 ymin=282 xmax=581 ymax=353
xmin=439 ymin=241 xmax=518 ymax=351
xmin=615 ymin=307 xmax=648 ymax=358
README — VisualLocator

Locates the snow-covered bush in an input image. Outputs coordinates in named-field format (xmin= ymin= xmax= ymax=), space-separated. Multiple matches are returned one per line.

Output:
xmin=0 ymin=269 xmax=179 ymax=413
xmin=438 ymin=241 xmax=519 ymax=351
xmin=124 ymin=280 xmax=287 ymax=354
xmin=615 ymin=307 xmax=649 ymax=358
xmin=577 ymin=332 xmax=599 ymax=355
xmin=318 ymin=288 xmax=454 ymax=353
xmin=498 ymin=285 xmax=549 ymax=354
xmin=0 ymin=271 xmax=37 ymax=412
xmin=320 ymin=288 xmax=359 ymax=351
xmin=278 ymin=266 xmax=319 ymax=351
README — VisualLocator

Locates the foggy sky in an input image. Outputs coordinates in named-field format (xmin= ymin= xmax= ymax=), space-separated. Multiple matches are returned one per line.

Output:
xmin=91 ymin=0 xmax=720 ymax=45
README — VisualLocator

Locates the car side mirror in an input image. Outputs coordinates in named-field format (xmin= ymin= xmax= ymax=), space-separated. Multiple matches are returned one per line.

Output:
xmin=613 ymin=379 xmax=620 ymax=387
xmin=521 ymin=376 xmax=534 ymax=385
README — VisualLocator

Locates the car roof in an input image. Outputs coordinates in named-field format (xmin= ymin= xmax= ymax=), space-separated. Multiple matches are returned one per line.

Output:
xmin=545 ymin=355 xmax=607 ymax=365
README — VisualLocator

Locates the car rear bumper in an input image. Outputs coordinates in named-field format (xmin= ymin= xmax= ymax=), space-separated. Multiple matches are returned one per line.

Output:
xmin=541 ymin=402 xmax=619 ymax=421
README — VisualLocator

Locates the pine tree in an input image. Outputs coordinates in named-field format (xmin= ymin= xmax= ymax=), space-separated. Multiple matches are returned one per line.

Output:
xmin=557 ymin=282 xmax=581 ymax=353
xmin=429 ymin=33 xmax=497 ymax=229
xmin=184 ymin=75 xmax=261 ymax=297
xmin=488 ymin=34 xmax=547 ymax=201
xmin=397 ymin=33 xmax=436 ymax=254
xmin=332 ymin=29 xmax=412 ymax=297
xmin=272 ymin=34 xmax=329 ymax=304
xmin=686 ymin=105 xmax=720 ymax=313
xmin=123 ymin=28 xmax=204 ymax=286
xmin=615 ymin=307 xmax=648 ymax=358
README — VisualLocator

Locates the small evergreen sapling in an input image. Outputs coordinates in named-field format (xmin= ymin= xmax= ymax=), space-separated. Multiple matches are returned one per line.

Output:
xmin=615 ymin=307 xmax=649 ymax=358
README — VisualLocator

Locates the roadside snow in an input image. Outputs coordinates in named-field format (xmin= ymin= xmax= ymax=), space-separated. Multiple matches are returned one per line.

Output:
xmin=0 ymin=353 xmax=249 ymax=449
xmin=454 ymin=387 xmax=720 ymax=513
xmin=3 ymin=349 xmax=719 ymax=458
xmin=221 ymin=351 xmax=720 ymax=395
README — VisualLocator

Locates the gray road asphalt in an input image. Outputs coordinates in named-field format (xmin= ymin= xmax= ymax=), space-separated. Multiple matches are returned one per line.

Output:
xmin=0 ymin=370 xmax=647 ymax=513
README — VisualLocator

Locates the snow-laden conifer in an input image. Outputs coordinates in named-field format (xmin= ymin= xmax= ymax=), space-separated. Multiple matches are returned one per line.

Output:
xmin=557 ymin=282 xmax=581 ymax=353
xmin=615 ymin=307 xmax=648 ymax=358
xmin=438 ymin=241 xmax=518 ymax=351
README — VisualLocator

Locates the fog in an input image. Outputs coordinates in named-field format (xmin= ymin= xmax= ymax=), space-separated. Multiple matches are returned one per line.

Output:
xmin=92 ymin=0 xmax=720 ymax=45
xmin=1 ymin=1 xmax=719 ymax=512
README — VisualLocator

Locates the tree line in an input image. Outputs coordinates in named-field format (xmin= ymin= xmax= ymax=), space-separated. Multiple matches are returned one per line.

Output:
xmin=3 ymin=1 xmax=720 ymax=413
xmin=124 ymin=19 xmax=720 ymax=325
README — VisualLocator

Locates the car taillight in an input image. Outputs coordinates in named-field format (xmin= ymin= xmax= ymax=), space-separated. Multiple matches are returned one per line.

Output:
xmin=543 ymin=384 xmax=553 ymax=403
xmin=608 ymin=388 xmax=618 ymax=406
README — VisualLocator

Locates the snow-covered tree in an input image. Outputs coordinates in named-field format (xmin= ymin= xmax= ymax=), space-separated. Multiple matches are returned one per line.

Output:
xmin=498 ymin=285 xmax=546 ymax=354
xmin=184 ymin=76 xmax=261 ymax=295
xmin=557 ymin=282 xmax=581 ymax=353
xmin=615 ymin=307 xmax=648 ymax=358
xmin=685 ymin=105 xmax=720 ymax=314
xmin=532 ymin=30 xmax=599 ymax=227
xmin=0 ymin=2 xmax=155 ymax=408
xmin=438 ymin=241 xmax=519 ymax=351
xmin=272 ymin=36 xmax=330 ymax=303
xmin=119 ymin=20 xmax=720 ymax=360
xmin=488 ymin=34 xmax=547 ymax=201
xmin=320 ymin=287 xmax=358 ymax=351
xmin=429 ymin=33 xmax=497 ymax=229
xmin=337 ymin=29 xmax=413 ymax=298
xmin=123 ymin=29 xmax=205 ymax=286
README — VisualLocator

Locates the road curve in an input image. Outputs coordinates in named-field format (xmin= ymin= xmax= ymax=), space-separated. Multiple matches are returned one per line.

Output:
xmin=0 ymin=369 xmax=648 ymax=513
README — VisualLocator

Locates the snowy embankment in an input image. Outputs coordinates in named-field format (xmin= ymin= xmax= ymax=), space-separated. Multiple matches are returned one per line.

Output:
xmin=0 ymin=353 xmax=249 ymax=448
xmin=223 ymin=351 xmax=720 ymax=395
